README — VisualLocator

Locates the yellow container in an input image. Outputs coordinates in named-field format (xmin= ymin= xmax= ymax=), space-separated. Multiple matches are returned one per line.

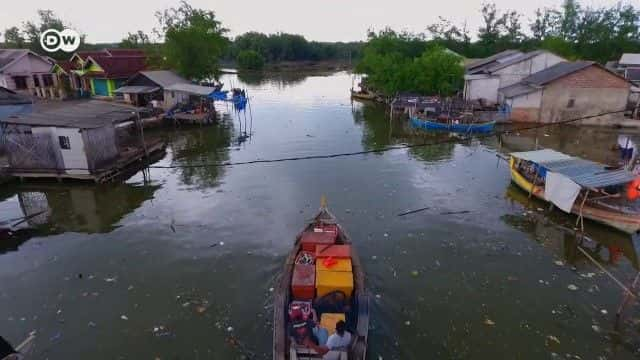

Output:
xmin=316 ymin=258 xmax=352 ymax=272
xmin=316 ymin=270 xmax=354 ymax=299
xmin=320 ymin=313 xmax=346 ymax=335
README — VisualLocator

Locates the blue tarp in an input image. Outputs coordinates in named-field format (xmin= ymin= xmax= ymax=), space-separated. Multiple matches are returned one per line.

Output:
xmin=209 ymin=91 xmax=229 ymax=101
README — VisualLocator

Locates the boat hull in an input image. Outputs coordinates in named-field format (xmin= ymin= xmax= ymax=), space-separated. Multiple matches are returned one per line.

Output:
xmin=411 ymin=117 xmax=495 ymax=134
xmin=350 ymin=90 xmax=377 ymax=101
xmin=273 ymin=208 xmax=368 ymax=360
xmin=509 ymin=157 xmax=640 ymax=235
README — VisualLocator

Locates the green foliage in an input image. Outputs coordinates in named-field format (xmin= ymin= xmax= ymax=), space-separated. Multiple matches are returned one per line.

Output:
xmin=356 ymin=30 xmax=463 ymax=96
xmin=3 ymin=26 xmax=25 ymax=47
xmin=118 ymin=31 xmax=165 ymax=69
xmin=230 ymin=32 xmax=362 ymax=63
xmin=155 ymin=1 xmax=229 ymax=81
xmin=21 ymin=10 xmax=84 ymax=59
xmin=120 ymin=31 xmax=150 ymax=48
xmin=236 ymin=50 xmax=265 ymax=70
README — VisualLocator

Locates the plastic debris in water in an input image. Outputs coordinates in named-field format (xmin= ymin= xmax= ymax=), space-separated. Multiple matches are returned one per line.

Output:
xmin=554 ymin=260 xmax=564 ymax=266
xmin=121 ymin=315 xmax=129 ymax=320
xmin=547 ymin=335 xmax=560 ymax=344
xmin=227 ymin=326 xmax=234 ymax=332
xmin=411 ymin=270 xmax=419 ymax=277
xmin=484 ymin=319 xmax=495 ymax=326
xmin=592 ymin=325 xmax=600 ymax=333
xmin=404 ymin=321 xmax=411 ymax=326
xmin=105 ymin=277 xmax=117 ymax=283
xmin=600 ymin=309 xmax=608 ymax=315
xmin=567 ymin=284 xmax=579 ymax=291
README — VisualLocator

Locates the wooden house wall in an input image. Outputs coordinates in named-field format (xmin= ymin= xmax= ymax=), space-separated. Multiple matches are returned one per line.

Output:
xmin=5 ymin=128 xmax=64 ymax=172
xmin=82 ymin=125 xmax=119 ymax=171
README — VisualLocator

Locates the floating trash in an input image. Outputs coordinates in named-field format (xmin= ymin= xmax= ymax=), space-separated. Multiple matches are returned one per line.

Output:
xmin=484 ymin=319 xmax=495 ymax=326
xmin=547 ymin=335 xmax=560 ymax=344
xmin=567 ymin=284 xmax=579 ymax=291
xmin=120 ymin=315 xmax=128 ymax=321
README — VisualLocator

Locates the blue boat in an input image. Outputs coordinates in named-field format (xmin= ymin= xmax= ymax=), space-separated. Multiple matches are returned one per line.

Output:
xmin=410 ymin=117 xmax=495 ymax=134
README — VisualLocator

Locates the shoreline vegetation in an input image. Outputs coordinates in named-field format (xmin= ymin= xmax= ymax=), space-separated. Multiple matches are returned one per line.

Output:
xmin=1 ymin=0 xmax=638 ymax=92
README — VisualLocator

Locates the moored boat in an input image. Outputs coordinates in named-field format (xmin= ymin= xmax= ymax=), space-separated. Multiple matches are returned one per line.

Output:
xmin=273 ymin=200 xmax=368 ymax=360
xmin=411 ymin=117 xmax=495 ymax=134
xmin=509 ymin=149 xmax=640 ymax=235
xmin=350 ymin=89 xmax=377 ymax=101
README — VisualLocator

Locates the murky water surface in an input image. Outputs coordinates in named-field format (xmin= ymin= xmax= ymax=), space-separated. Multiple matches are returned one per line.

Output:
xmin=1 ymin=71 xmax=640 ymax=359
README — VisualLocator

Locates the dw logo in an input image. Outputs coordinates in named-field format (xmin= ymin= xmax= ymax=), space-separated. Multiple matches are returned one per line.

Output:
xmin=40 ymin=28 xmax=81 ymax=53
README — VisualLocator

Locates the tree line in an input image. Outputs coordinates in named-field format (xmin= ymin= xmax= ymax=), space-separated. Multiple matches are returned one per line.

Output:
xmin=1 ymin=0 xmax=638 ymax=83
xmin=356 ymin=0 xmax=640 ymax=96
xmin=427 ymin=0 xmax=640 ymax=63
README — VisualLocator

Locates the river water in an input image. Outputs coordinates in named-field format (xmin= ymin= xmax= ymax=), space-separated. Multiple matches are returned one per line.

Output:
xmin=1 ymin=71 xmax=639 ymax=359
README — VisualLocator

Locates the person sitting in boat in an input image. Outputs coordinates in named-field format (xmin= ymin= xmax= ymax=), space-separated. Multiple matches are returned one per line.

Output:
xmin=289 ymin=306 xmax=317 ymax=346
xmin=308 ymin=320 xmax=352 ymax=359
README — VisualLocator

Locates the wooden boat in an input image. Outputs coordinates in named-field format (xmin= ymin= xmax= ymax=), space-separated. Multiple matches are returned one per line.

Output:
xmin=510 ymin=150 xmax=640 ymax=235
xmin=350 ymin=89 xmax=377 ymax=101
xmin=411 ymin=117 xmax=495 ymax=134
xmin=273 ymin=200 xmax=369 ymax=360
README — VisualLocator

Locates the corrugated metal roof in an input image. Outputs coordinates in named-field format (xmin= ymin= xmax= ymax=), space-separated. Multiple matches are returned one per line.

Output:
xmin=499 ymin=82 xmax=539 ymax=98
xmin=542 ymin=159 xmax=636 ymax=188
xmin=0 ymin=86 xmax=32 ymax=106
xmin=620 ymin=53 xmax=640 ymax=66
xmin=138 ymin=70 xmax=190 ymax=87
xmin=511 ymin=149 xmax=573 ymax=163
xmin=521 ymin=61 xmax=594 ymax=86
xmin=164 ymin=83 xmax=216 ymax=96
xmin=511 ymin=149 xmax=636 ymax=188
xmin=486 ymin=50 xmax=547 ymax=73
xmin=465 ymin=50 xmax=523 ymax=74
xmin=114 ymin=86 xmax=160 ymax=94
xmin=1 ymin=101 xmax=140 ymax=129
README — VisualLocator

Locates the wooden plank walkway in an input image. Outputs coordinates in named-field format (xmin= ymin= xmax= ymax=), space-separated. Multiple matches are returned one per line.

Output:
xmin=8 ymin=140 xmax=166 ymax=183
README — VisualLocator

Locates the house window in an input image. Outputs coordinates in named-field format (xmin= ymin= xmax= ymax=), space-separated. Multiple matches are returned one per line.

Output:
xmin=42 ymin=74 xmax=54 ymax=87
xmin=58 ymin=136 xmax=71 ymax=149
xmin=171 ymin=91 xmax=175 ymax=98
xmin=13 ymin=76 xmax=27 ymax=90
xmin=567 ymin=99 xmax=575 ymax=108
xmin=33 ymin=75 xmax=40 ymax=87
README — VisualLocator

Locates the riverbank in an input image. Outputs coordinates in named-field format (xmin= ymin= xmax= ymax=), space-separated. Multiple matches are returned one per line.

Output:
xmin=222 ymin=59 xmax=353 ymax=74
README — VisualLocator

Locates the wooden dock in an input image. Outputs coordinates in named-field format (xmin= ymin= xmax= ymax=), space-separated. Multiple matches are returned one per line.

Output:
xmin=9 ymin=140 xmax=166 ymax=183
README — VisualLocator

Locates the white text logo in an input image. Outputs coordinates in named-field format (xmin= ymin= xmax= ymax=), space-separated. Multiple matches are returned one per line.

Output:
xmin=40 ymin=28 xmax=81 ymax=53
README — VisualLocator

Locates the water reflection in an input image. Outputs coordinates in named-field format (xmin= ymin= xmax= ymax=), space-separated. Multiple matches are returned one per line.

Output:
xmin=165 ymin=122 xmax=233 ymax=188
xmin=499 ymin=126 xmax=639 ymax=165
xmin=236 ymin=71 xmax=310 ymax=88
xmin=353 ymin=101 xmax=456 ymax=162
xmin=503 ymin=184 xmax=639 ymax=270
xmin=0 ymin=183 xmax=159 ymax=253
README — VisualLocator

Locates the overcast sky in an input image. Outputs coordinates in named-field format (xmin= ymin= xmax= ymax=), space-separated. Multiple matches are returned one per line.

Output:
xmin=1 ymin=0 xmax=631 ymax=43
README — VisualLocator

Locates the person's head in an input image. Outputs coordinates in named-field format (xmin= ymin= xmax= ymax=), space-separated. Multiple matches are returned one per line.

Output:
xmin=335 ymin=320 xmax=346 ymax=336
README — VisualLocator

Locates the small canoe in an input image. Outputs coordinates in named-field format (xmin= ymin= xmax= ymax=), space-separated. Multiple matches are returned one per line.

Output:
xmin=350 ymin=90 xmax=377 ymax=101
xmin=411 ymin=117 xmax=495 ymax=134
xmin=273 ymin=202 xmax=369 ymax=360
xmin=509 ymin=154 xmax=640 ymax=235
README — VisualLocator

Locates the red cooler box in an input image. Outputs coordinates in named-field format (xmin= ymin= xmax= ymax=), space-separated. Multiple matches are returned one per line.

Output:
xmin=291 ymin=264 xmax=315 ymax=300
xmin=315 ymin=244 xmax=351 ymax=259
xmin=301 ymin=227 xmax=338 ymax=252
